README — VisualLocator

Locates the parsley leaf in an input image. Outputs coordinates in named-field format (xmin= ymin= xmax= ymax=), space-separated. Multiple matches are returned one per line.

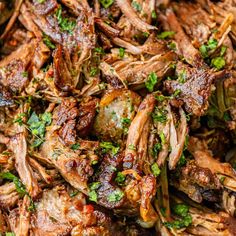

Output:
xmin=115 ymin=172 xmax=126 ymax=185
xmin=55 ymin=6 xmax=76 ymax=34
xmin=88 ymin=182 xmax=101 ymax=203
xmin=70 ymin=143 xmax=80 ymax=150
xmin=152 ymin=107 xmax=167 ymax=123
xmin=132 ymin=1 xmax=142 ymax=12
xmin=145 ymin=72 xmax=158 ymax=92
xmin=107 ymin=189 xmax=124 ymax=202
xmin=119 ymin=48 xmax=125 ymax=58
xmin=151 ymin=163 xmax=161 ymax=177
xmin=157 ymin=31 xmax=175 ymax=39
xmin=99 ymin=0 xmax=114 ymax=8
xmin=43 ymin=34 xmax=55 ymax=49
xmin=211 ymin=57 xmax=225 ymax=70
xmin=100 ymin=142 xmax=120 ymax=155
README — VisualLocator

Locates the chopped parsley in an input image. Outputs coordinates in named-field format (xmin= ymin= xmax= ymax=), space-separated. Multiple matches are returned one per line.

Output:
xmin=100 ymin=142 xmax=120 ymax=155
xmin=99 ymin=0 xmax=114 ymax=8
xmin=115 ymin=172 xmax=126 ymax=185
xmin=119 ymin=48 xmax=125 ymax=58
xmin=0 ymin=172 xmax=35 ymax=211
xmin=173 ymin=89 xmax=181 ymax=97
xmin=14 ymin=112 xmax=26 ymax=126
xmin=5 ymin=233 xmax=15 ymax=236
xmin=69 ymin=190 xmax=79 ymax=197
xmin=151 ymin=10 xmax=157 ymax=19
xmin=55 ymin=6 xmax=76 ymax=34
xmin=151 ymin=163 xmax=161 ymax=177
xmin=152 ymin=107 xmax=167 ymax=123
xmin=211 ymin=56 xmax=225 ymax=70
xmin=168 ymin=42 xmax=176 ymax=51
xmin=145 ymin=72 xmax=158 ymax=92
xmin=178 ymin=154 xmax=187 ymax=167
xmin=70 ymin=143 xmax=80 ymax=150
xmin=164 ymin=203 xmax=192 ymax=229
xmin=107 ymin=189 xmax=124 ymax=202
xmin=121 ymin=117 xmax=131 ymax=125
xmin=90 ymin=67 xmax=98 ymax=76
xmin=128 ymin=144 xmax=136 ymax=150
xmin=88 ymin=182 xmax=101 ymax=203
xmin=199 ymin=39 xmax=218 ymax=58
xmin=94 ymin=47 xmax=105 ymax=54
xmin=159 ymin=132 xmax=166 ymax=145
xmin=132 ymin=1 xmax=142 ymax=12
xmin=178 ymin=70 xmax=186 ymax=84
xmin=37 ymin=0 xmax=45 ymax=3
xmin=157 ymin=31 xmax=175 ymax=40
xmin=22 ymin=71 xmax=28 ymax=78
xmin=0 ymin=172 xmax=27 ymax=197
xmin=43 ymin=34 xmax=55 ymax=49
xmin=27 ymin=111 xmax=52 ymax=147
xmin=152 ymin=143 xmax=162 ymax=156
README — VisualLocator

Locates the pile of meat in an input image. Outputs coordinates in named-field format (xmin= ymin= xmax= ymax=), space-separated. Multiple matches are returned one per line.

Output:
xmin=0 ymin=0 xmax=236 ymax=235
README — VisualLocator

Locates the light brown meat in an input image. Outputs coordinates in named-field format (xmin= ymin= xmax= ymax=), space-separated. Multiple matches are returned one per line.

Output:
xmin=9 ymin=133 xmax=41 ymax=198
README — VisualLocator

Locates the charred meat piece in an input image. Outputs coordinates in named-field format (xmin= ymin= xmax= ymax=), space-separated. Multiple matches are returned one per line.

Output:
xmin=77 ymin=96 xmax=99 ymax=137
xmin=165 ymin=62 xmax=215 ymax=116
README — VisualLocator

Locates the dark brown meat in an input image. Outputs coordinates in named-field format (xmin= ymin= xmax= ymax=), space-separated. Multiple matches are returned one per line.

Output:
xmin=59 ymin=119 xmax=77 ymax=146
xmin=0 ymin=84 xmax=13 ymax=107
xmin=165 ymin=62 xmax=215 ymax=116
xmin=32 ymin=0 xmax=58 ymax=15
xmin=53 ymin=44 xmax=74 ymax=92
xmin=181 ymin=161 xmax=221 ymax=189
xmin=77 ymin=97 xmax=99 ymax=137
xmin=93 ymin=153 xmax=125 ymax=209
xmin=53 ymin=97 xmax=78 ymax=126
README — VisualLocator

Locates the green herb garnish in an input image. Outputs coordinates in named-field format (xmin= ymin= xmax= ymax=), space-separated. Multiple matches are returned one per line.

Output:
xmin=157 ymin=31 xmax=175 ymax=39
xmin=132 ymin=1 xmax=142 ymax=12
xmin=100 ymin=142 xmax=120 ymax=155
xmin=55 ymin=6 xmax=76 ymax=34
xmin=119 ymin=48 xmax=125 ymax=58
xmin=151 ymin=163 xmax=161 ymax=177
xmin=99 ymin=0 xmax=114 ymax=8
xmin=145 ymin=72 xmax=158 ymax=92
xmin=211 ymin=57 xmax=225 ymax=70
xmin=43 ymin=34 xmax=55 ymax=49
xmin=70 ymin=143 xmax=80 ymax=150
xmin=107 ymin=189 xmax=124 ymax=202
xmin=115 ymin=172 xmax=126 ymax=185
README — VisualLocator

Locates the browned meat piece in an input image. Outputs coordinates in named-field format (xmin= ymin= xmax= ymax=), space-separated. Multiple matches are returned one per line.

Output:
xmin=162 ymin=9 xmax=205 ymax=67
xmin=53 ymin=44 xmax=75 ymax=92
xmin=40 ymin=125 xmax=99 ymax=194
xmin=93 ymin=153 xmax=125 ymax=209
xmin=8 ymin=195 xmax=31 ymax=236
xmin=59 ymin=119 xmax=77 ymax=146
xmin=171 ymin=2 xmax=215 ymax=45
xmin=77 ymin=97 xmax=99 ymax=137
xmin=116 ymin=0 xmax=156 ymax=33
xmin=0 ymin=182 xmax=19 ymax=209
xmin=124 ymin=94 xmax=156 ymax=170
xmin=0 ymin=84 xmax=13 ymax=107
xmin=165 ymin=62 xmax=215 ymax=116
xmin=93 ymin=89 xmax=141 ymax=142
xmin=172 ymin=160 xmax=221 ymax=203
xmin=182 ymin=161 xmax=221 ymax=189
xmin=0 ymin=209 xmax=9 ymax=233
xmin=53 ymin=98 xmax=78 ymax=126
xmin=32 ymin=0 xmax=58 ymax=15
xmin=8 ymin=133 xmax=41 ymax=198
xmin=30 ymin=186 xmax=122 ymax=236
xmin=139 ymin=175 xmax=158 ymax=225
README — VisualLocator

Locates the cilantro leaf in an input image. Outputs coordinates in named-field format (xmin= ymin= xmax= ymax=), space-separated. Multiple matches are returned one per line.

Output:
xmin=151 ymin=163 xmax=161 ymax=177
xmin=99 ymin=0 xmax=114 ymax=8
